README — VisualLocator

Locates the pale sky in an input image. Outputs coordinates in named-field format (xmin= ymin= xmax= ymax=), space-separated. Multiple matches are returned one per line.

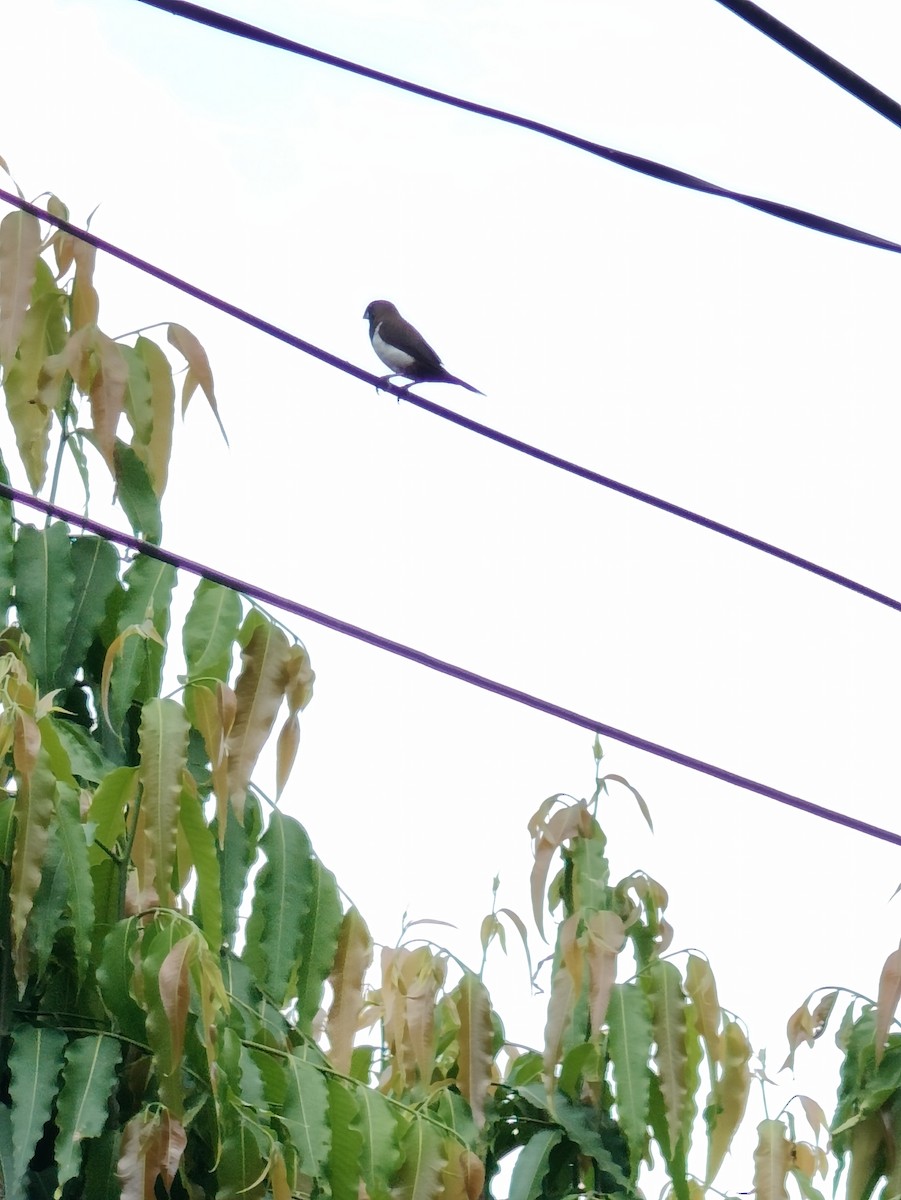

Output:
xmin=4 ymin=0 xmax=901 ymax=1191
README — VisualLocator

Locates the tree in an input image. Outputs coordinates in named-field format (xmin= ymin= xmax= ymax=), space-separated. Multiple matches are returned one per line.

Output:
xmin=0 ymin=176 xmax=896 ymax=1200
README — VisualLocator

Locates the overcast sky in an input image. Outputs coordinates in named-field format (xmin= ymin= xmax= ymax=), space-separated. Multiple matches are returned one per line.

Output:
xmin=5 ymin=0 xmax=901 ymax=1190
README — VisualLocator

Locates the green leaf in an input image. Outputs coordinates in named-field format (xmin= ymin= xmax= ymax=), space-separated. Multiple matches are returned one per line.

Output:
xmin=0 ymin=449 xmax=15 ymax=619
xmin=181 ymin=782 xmax=222 ymax=949
xmin=8 ymin=1024 xmax=66 ymax=1196
xmin=58 ymin=535 xmax=120 ymax=685
xmin=113 ymin=439 xmax=162 ymax=545
xmin=54 ymin=1034 xmax=122 ymax=1192
xmin=97 ymin=918 xmax=147 ymax=1043
xmin=14 ymin=521 xmax=74 ymax=690
xmin=569 ymin=823 xmax=610 ymax=911
xmin=393 ymin=1112 xmax=446 ymax=1200
xmin=104 ymin=554 xmax=176 ymax=736
xmin=50 ymin=717 xmax=117 ymax=786
xmin=137 ymin=698 xmax=189 ymax=907
xmin=608 ymin=981 xmax=652 ymax=1177
xmin=243 ymin=810 xmax=312 ymax=1006
xmin=87 ymin=765 xmax=138 ymax=863
xmin=54 ymin=788 xmax=95 ymax=982
xmin=328 ymin=1078 xmax=363 ymax=1200
xmin=119 ymin=342 xmax=153 ymax=446
xmin=29 ymin=822 xmax=66 ymax=980
xmin=518 ymin=1082 xmax=631 ymax=1190
xmin=294 ymin=857 xmax=342 ymax=1032
xmin=354 ymin=1085 xmax=401 ymax=1200
xmin=183 ymin=577 xmax=242 ymax=684
xmin=80 ymin=1128 xmax=121 ymax=1200
xmin=216 ymin=1102 xmax=268 ymax=1200
xmin=218 ymin=791 xmax=261 ymax=949
xmin=508 ymin=1128 xmax=563 ymax=1200
xmin=281 ymin=1052 xmax=330 ymax=1180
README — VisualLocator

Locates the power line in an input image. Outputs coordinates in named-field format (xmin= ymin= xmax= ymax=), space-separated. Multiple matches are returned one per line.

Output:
xmin=128 ymin=0 xmax=901 ymax=259
xmin=713 ymin=0 xmax=901 ymax=131
xmin=2 ymin=482 xmax=898 ymax=849
xmin=3 ymin=190 xmax=901 ymax=622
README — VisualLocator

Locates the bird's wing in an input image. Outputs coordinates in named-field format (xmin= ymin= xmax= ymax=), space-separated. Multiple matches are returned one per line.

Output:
xmin=380 ymin=316 xmax=444 ymax=370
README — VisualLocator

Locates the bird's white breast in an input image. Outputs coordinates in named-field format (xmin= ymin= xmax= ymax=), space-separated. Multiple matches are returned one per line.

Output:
xmin=372 ymin=326 xmax=416 ymax=373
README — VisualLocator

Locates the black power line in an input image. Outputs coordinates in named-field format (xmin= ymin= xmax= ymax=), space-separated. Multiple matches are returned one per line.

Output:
xmin=3 ymin=189 xmax=901 ymax=621
xmin=129 ymin=0 xmax=901 ymax=258
xmin=713 ymin=0 xmax=901 ymax=130
xmin=2 ymin=483 xmax=898 ymax=849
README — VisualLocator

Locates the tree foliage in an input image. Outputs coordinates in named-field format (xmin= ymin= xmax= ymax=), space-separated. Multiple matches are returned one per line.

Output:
xmin=0 ymin=173 xmax=897 ymax=1200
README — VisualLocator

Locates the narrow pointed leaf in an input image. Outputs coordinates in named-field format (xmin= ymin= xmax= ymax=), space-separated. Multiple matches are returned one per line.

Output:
xmin=55 ymin=1034 xmax=122 ymax=1191
xmin=134 ymin=336 xmax=174 ymax=496
xmin=137 ymin=698 xmax=189 ymax=908
xmin=327 ymin=906 xmax=373 ymax=1073
xmin=54 ymin=786 xmax=95 ymax=982
xmin=168 ymin=322 xmax=228 ymax=443
xmin=328 ymin=1078 xmax=363 ymax=1200
xmin=649 ymin=959 xmax=688 ymax=1152
xmin=10 ymin=747 xmax=56 ymax=991
xmin=454 ymin=971 xmax=494 ymax=1128
xmin=113 ymin=439 xmax=162 ymax=544
xmin=181 ymin=780 xmax=222 ymax=948
xmin=754 ymin=1119 xmax=791 ymax=1200
xmin=282 ymin=1052 xmax=330 ymax=1180
xmin=226 ymin=615 xmax=292 ymax=819
xmin=58 ymin=534 xmax=120 ymax=684
xmin=243 ymin=810 xmax=312 ymax=1005
xmin=14 ymin=521 xmax=74 ymax=689
xmin=508 ymin=1128 xmax=562 ymax=1200
xmin=184 ymin=578 xmax=242 ymax=684
xmin=104 ymin=554 xmax=175 ymax=735
xmin=8 ymin=1024 xmax=66 ymax=1195
xmin=608 ymin=981 xmax=653 ymax=1176
xmin=294 ymin=857 xmax=343 ymax=1031
xmin=0 ymin=209 xmax=41 ymax=368
xmin=705 ymin=1019 xmax=752 ymax=1183
xmin=354 ymin=1086 xmax=401 ymax=1200
xmin=393 ymin=1112 xmax=446 ymax=1200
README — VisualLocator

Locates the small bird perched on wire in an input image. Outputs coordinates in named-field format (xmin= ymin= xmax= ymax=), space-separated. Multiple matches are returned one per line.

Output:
xmin=363 ymin=300 xmax=484 ymax=395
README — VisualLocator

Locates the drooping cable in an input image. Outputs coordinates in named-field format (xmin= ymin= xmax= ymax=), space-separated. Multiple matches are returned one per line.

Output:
xmin=2 ymin=189 xmax=901 ymax=621
xmin=127 ymin=0 xmax=901 ymax=258
xmin=712 ymin=0 xmax=901 ymax=130
xmin=1 ymin=483 xmax=898 ymax=848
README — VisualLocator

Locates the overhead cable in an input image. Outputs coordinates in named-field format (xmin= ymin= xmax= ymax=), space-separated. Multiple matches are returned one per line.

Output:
xmin=129 ymin=0 xmax=901 ymax=258
xmin=713 ymin=0 xmax=901 ymax=131
xmin=1 ymin=483 xmax=898 ymax=849
xmin=2 ymin=189 xmax=901 ymax=621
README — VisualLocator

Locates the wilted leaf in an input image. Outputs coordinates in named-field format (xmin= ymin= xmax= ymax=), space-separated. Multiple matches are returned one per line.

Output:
xmin=327 ymin=907 xmax=373 ymax=1073
xmin=754 ymin=1119 xmax=792 ymax=1200
xmin=584 ymin=909 xmax=625 ymax=1032
xmin=454 ymin=971 xmax=494 ymax=1128
xmin=0 ymin=209 xmax=41 ymax=368
xmin=167 ymin=322 xmax=228 ymax=444
xmin=875 ymin=946 xmax=901 ymax=1063
xmin=529 ymin=800 xmax=591 ymax=938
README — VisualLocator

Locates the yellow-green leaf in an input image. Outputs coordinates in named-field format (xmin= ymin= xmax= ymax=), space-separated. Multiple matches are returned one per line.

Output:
xmin=453 ymin=971 xmax=494 ymax=1128
xmin=754 ymin=1119 xmax=791 ymax=1200
xmin=327 ymin=907 xmax=373 ymax=1073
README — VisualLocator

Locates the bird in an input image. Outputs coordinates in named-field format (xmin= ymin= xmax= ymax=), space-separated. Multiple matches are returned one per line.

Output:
xmin=363 ymin=300 xmax=484 ymax=395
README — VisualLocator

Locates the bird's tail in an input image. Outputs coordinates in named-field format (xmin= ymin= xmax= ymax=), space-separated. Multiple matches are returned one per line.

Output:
xmin=443 ymin=371 xmax=485 ymax=396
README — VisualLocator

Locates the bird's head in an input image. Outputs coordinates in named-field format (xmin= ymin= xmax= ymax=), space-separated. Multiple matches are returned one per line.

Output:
xmin=363 ymin=300 xmax=398 ymax=323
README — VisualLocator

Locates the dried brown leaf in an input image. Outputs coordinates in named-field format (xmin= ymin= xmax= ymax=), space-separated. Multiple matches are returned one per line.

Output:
xmin=71 ymin=237 xmax=99 ymax=329
xmin=585 ymin=910 xmax=625 ymax=1033
xmin=275 ymin=713 xmax=300 ymax=800
xmin=226 ymin=618 xmax=291 ymax=821
xmin=90 ymin=331 xmax=128 ymax=472
xmin=876 ymin=946 xmax=901 ymax=1063
xmin=167 ymin=322 xmax=228 ymax=444
xmin=327 ymin=907 xmax=373 ymax=1074
xmin=13 ymin=710 xmax=40 ymax=780
xmin=0 ymin=209 xmax=41 ymax=368
xmin=530 ymin=800 xmax=590 ymax=938
xmin=686 ymin=954 xmax=723 ymax=1065
xmin=798 ymin=1095 xmax=828 ymax=1144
